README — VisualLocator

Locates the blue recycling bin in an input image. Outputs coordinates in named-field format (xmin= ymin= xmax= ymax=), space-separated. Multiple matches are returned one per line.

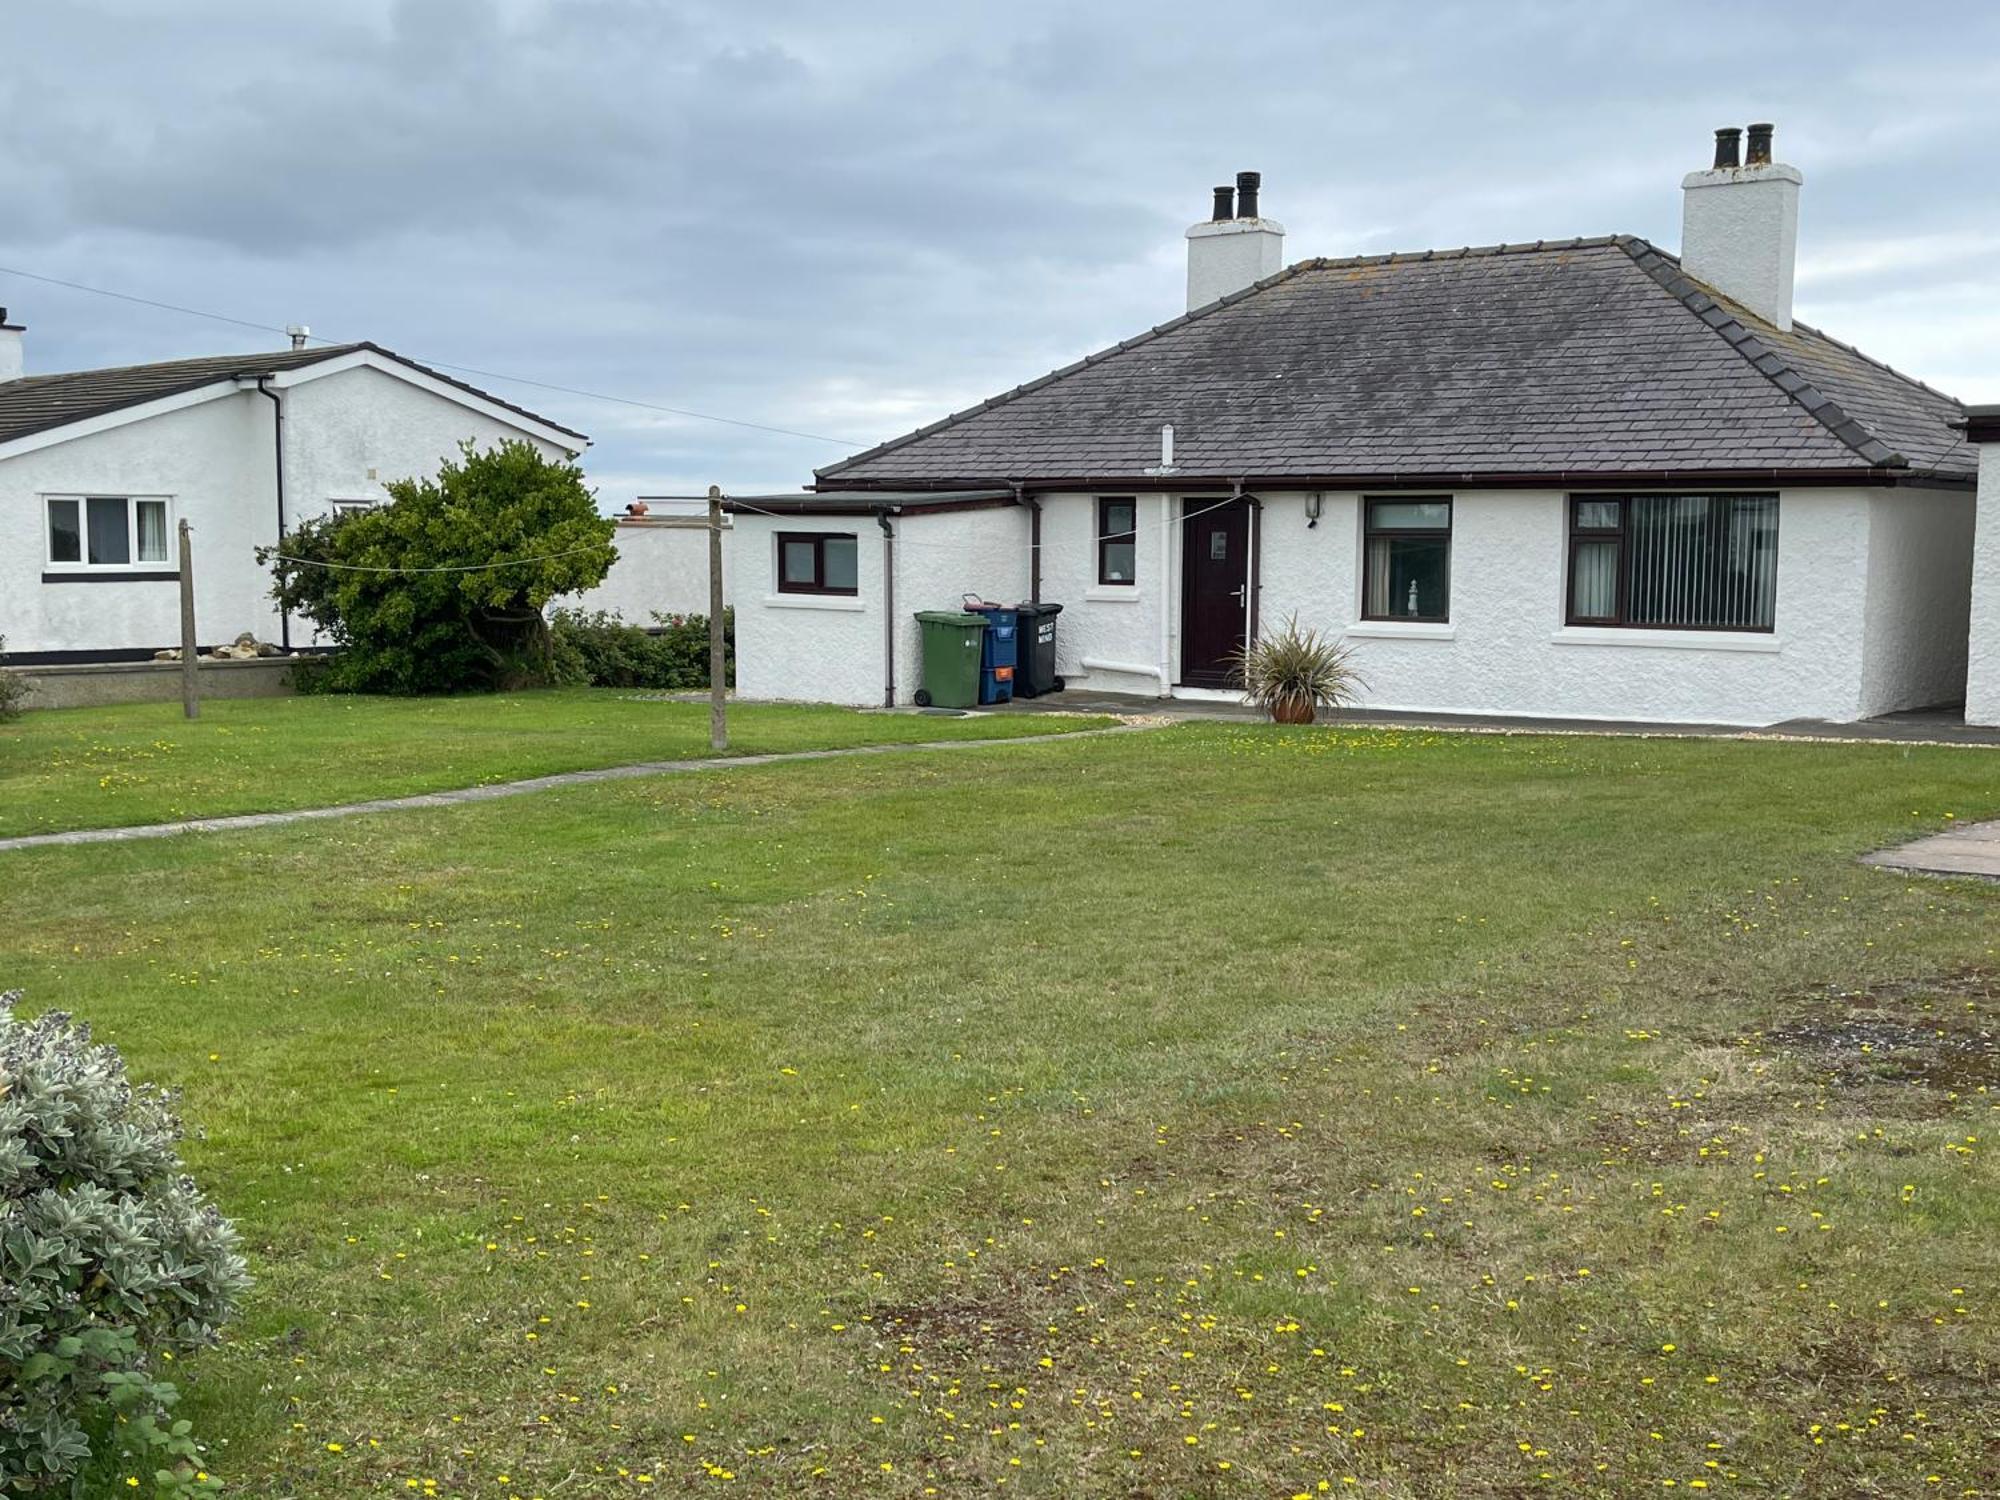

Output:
xmin=966 ymin=603 xmax=1018 ymax=705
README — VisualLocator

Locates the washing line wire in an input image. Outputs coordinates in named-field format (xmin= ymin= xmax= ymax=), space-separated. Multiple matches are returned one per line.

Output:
xmin=269 ymin=541 xmax=614 ymax=574
xmin=0 ymin=262 xmax=861 ymax=446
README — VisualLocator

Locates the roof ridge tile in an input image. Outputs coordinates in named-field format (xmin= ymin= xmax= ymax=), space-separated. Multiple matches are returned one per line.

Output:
xmin=1786 ymin=317 xmax=1966 ymax=408
xmin=1614 ymin=237 xmax=1906 ymax=469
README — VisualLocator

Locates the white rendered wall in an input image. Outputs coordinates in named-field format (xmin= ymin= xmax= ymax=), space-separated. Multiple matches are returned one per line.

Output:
xmin=1679 ymin=163 xmax=1802 ymax=330
xmin=728 ymin=507 xmax=1029 ymax=707
xmin=1968 ymin=445 xmax=2000 ymax=726
xmin=729 ymin=514 xmax=885 ymax=707
xmin=279 ymin=364 xmax=571 ymax=524
xmin=1858 ymin=487 xmax=1974 ymax=716
xmin=0 ymin=396 xmax=275 ymax=655
xmin=893 ymin=505 xmax=1029 ymax=702
xmin=568 ymin=520 xmax=732 ymax=624
xmin=1 ymin=366 xmax=573 ymax=658
xmin=1035 ymin=492 xmax=1178 ymax=695
xmin=1032 ymin=488 xmax=1890 ymax=725
xmin=1185 ymin=219 xmax=1286 ymax=310
xmin=730 ymin=488 xmax=1948 ymax=724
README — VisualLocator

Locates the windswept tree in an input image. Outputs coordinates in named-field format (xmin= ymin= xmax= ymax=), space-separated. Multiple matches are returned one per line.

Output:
xmin=262 ymin=439 xmax=615 ymax=693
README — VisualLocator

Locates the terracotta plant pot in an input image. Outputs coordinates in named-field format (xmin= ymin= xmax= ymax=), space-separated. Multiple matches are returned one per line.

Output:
xmin=1270 ymin=693 xmax=1317 ymax=725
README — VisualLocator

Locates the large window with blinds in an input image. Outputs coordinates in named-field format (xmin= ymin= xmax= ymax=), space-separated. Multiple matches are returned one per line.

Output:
xmin=1567 ymin=494 xmax=1778 ymax=631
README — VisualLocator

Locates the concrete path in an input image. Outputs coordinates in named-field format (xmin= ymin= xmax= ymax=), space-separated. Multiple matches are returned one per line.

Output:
xmin=0 ymin=723 xmax=1152 ymax=855
xmin=991 ymin=693 xmax=2000 ymax=747
xmin=1863 ymin=820 xmax=2000 ymax=882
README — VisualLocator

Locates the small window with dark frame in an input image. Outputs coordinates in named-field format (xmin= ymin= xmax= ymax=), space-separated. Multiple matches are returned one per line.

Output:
xmin=1096 ymin=497 xmax=1137 ymax=585
xmin=1567 ymin=494 xmax=1776 ymax=631
xmin=775 ymin=531 xmax=859 ymax=596
xmin=1362 ymin=497 xmax=1451 ymax=621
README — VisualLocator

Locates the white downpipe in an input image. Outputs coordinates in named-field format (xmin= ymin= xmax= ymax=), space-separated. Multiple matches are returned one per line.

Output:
xmin=1082 ymin=656 xmax=1171 ymax=696
xmin=1158 ymin=493 xmax=1174 ymax=693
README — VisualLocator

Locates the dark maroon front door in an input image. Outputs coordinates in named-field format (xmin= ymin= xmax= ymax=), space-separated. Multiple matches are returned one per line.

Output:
xmin=1179 ymin=498 xmax=1252 ymax=686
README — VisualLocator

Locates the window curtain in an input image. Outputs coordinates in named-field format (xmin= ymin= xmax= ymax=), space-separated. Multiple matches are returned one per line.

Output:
xmin=136 ymin=501 xmax=169 ymax=563
xmin=1365 ymin=538 xmax=1391 ymax=617
xmin=1572 ymin=539 xmax=1618 ymax=618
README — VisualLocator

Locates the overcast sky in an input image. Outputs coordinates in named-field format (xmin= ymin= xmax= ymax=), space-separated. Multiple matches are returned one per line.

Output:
xmin=7 ymin=0 xmax=1998 ymax=503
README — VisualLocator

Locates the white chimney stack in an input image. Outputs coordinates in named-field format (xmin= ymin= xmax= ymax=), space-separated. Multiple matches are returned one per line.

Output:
xmin=1680 ymin=122 xmax=1802 ymax=331
xmin=0 ymin=309 xmax=23 ymax=383
xmin=1186 ymin=170 xmax=1285 ymax=312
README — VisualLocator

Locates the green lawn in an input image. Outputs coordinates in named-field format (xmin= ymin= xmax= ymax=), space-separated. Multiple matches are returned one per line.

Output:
xmin=3 ymin=723 xmax=1997 ymax=1497
xmin=0 ymin=690 xmax=1109 ymax=836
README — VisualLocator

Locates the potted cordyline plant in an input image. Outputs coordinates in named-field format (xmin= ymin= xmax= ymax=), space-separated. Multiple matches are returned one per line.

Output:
xmin=1231 ymin=614 xmax=1362 ymax=725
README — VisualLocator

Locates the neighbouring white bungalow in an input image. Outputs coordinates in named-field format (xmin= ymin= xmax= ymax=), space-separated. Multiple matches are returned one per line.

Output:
xmin=567 ymin=496 xmax=734 ymax=625
xmin=0 ymin=321 xmax=587 ymax=664
xmin=727 ymin=125 xmax=1985 ymax=727
xmin=1966 ymin=405 xmax=2000 ymax=725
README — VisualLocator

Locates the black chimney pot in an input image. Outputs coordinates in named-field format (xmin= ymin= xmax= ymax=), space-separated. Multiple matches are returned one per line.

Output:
xmin=1211 ymin=185 xmax=1234 ymax=222
xmin=1712 ymin=127 xmax=1742 ymax=169
xmin=1745 ymin=122 xmax=1774 ymax=166
xmin=1235 ymin=170 xmax=1260 ymax=219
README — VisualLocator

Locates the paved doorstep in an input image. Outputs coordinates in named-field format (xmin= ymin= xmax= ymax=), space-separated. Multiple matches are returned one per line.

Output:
xmin=1862 ymin=820 xmax=2000 ymax=881
xmin=0 ymin=724 xmax=1153 ymax=854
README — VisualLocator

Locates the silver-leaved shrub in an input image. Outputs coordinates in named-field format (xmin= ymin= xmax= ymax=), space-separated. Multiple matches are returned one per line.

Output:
xmin=0 ymin=992 xmax=250 ymax=1494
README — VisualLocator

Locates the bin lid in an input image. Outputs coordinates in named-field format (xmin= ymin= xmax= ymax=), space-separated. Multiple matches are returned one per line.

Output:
xmin=915 ymin=610 xmax=987 ymax=626
xmin=1016 ymin=600 xmax=1063 ymax=616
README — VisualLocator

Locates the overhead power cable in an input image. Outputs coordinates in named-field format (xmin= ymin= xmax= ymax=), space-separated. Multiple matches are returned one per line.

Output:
xmin=0 ymin=262 xmax=861 ymax=446
xmin=714 ymin=493 xmax=1249 ymax=553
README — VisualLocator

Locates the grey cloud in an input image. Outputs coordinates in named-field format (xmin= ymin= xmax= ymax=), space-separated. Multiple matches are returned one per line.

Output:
xmin=4 ymin=0 xmax=1998 ymax=500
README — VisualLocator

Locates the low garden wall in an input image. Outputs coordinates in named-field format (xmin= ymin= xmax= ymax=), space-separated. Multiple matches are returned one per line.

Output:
xmin=15 ymin=657 xmax=296 ymax=711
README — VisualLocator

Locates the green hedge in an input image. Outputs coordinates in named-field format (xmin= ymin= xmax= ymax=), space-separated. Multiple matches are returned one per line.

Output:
xmin=548 ymin=609 xmax=734 ymax=690
xmin=0 ymin=638 xmax=25 ymax=720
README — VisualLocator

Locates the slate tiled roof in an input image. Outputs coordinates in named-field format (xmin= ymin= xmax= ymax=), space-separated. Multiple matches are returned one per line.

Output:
xmin=820 ymin=236 xmax=1971 ymax=488
xmin=0 ymin=342 xmax=588 ymax=447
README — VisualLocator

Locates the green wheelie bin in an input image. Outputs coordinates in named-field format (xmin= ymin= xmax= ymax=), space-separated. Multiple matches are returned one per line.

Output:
xmin=913 ymin=611 xmax=987 ymax=708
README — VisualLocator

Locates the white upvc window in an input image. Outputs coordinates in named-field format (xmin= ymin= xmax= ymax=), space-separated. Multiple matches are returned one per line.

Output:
xmin=43 ymin=495 xmax=174 ymax=571
xmin=328 ymin=498 xmax=380 ymax=517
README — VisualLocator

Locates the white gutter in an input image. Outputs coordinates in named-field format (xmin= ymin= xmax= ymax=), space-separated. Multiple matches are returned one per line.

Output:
xmin=1157 ymin=493 xmax=1174 ymax=693
xmin=877 ymin=512 xmax=897 ymax=707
